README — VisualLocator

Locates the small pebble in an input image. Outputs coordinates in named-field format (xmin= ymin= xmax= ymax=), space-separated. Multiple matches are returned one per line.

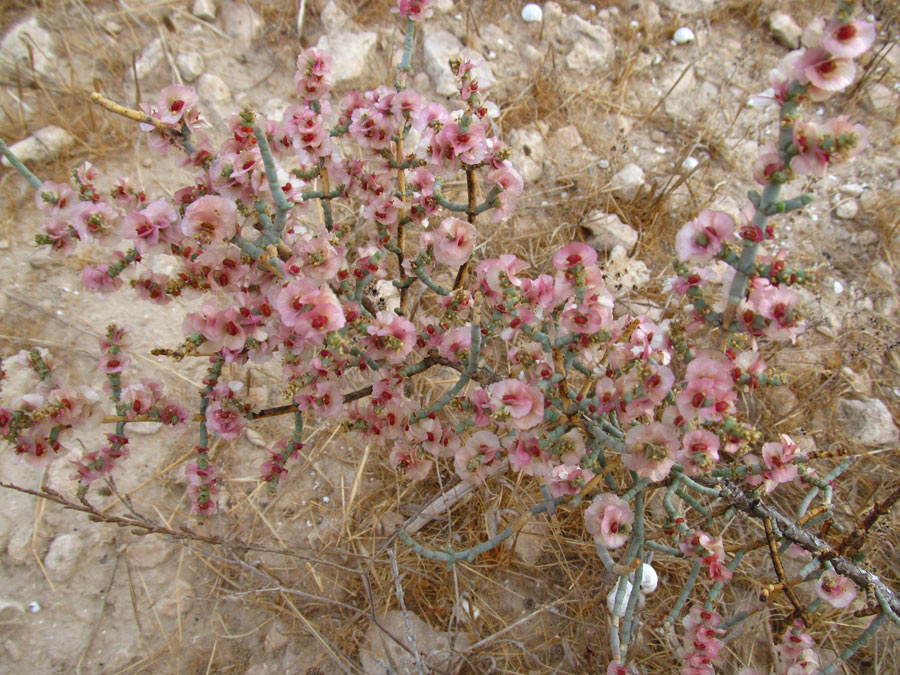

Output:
xmin=27 ymin=602 xmax=41 ymax=613
xmin=682 ymin=156 xmax=699 ymax=171
xmin=833 ymin=280 xmax=844 ymax=294
xmin=835 ymin=199 xmax=859 ymax=220
xmin=673 ymin=27 xmax=695 ymax=44
xmin=521 ymin=3 xmax=543 ymax=22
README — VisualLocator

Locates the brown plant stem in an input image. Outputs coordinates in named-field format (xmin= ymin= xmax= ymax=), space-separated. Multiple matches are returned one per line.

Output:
xmin=452 ymin=168 xmax=477 ymax=291
xmin=89 ymin=91 xmax=165 ymax=131
xmin=830 ymin=479 xmax=900 ymax=560
xmin=763 ymin=517 xmax=810 ymax=626
xmin=716 ymin=479 xmax=900 ymax=617
xmin=101 ymin=353 xmax=502 ymax=425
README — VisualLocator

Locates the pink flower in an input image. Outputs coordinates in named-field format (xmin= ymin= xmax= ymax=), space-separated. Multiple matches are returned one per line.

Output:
xmin=822 ymin=115 xmax=868 ymax=166
xmin=486 ymin=161 xmax=523 ymax=222
xmin=455 ymin=430 xmax=501 ymax=483
xmin=476 ymin=254 xmax=529 ymax=304
xmin=505 ymin=433 xmax=550 ymax=476
xmin=82 ymin=263 xmax=123 ymax=293
xmin=439 ymin=120 xmax=487 ymax=165
xmin=406 ymin=418 xmax=457 ymax=458
xmin=795 ymin=47 xmax=855 ymax=100
xmin=124 ymin=198 xmax=180 ymax=253
xmin=289 ymin=231 xmax=344 ymax=283
xmin=677 ymin=429 xmax=721 ymax=476
xmin=489 ymin=379 xmax=545 ymax=430
xmin=675 ymin=210 xmax=734 ymax=262
xmin=753 ymin=141 xmax=787 ymax=185
xmin=758 ymin=434 xmax=800 ymax=491
xmin=680 ymin=531 xmax=733 ymax=582
xmin=552 ymin=242 xmax=598 ymax=271
xmin=815 ymin=571 xmax=857 ymax=609
xmin=390 ymin=440 xmax=433 ymax=480
xmin=790 ymin=120 xmax=828 ymax=178
xmin=276 ymin=279 xmax=346 ymax=340
xmin=35 ymin=180 xmax=75 ymax=216
xmin=183 ymin=302 xmax=249 ymax=352
xmin=205 ymin=401 xmax=245 ymax=440
xmin=547 ymin=464 xmax=594 ymax=498
xmin=392 ymin=0 xmax=433 ymax=21
xmin=820 ymin=18 xmax=876 ymax=59
xmin=777 ymin=621 xmax=816 ymax=663
xmin=675 ymin=351 xmax=736 ymax=423
xmin=295 ymin=48 xmax=332 ymax=101
xmin=584 ymin=493 xmax=633 ymax=548
xmin=623 ymin=422 xmax=679 ymax=481
xmin=295 ymin=381 xmax=343 ymax=418
xmin=98 ymin=351 xmax=131 ymax=374
xmin=181 ymin=195 xmax=238 ymax=243
xmin=155 ymin=84 xmax=200 ymax=128
xmin=429 ymin=217 xmax=476 ymax=267
xmin=70 ymin=201 xmax=120 ymax=242
xmin=365 ymin=311 xmax=416 ymax=364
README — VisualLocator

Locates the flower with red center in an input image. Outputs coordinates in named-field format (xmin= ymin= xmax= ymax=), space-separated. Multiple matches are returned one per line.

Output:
xmin=675 ymin=209 xmax=735 ymax=262
xmin=821 ymin=18 xmax=876 ymax=59
xmin=486 ymin=161 xmax=523 ymax=222
xmin=795 ymin=47 xmax=856 ymax=101
xmin=390 ymin=440 xmax=433 ymax=480
xmin=547 ymin=464 xmax=595 ymax=498
xmin=429 ymin=216 xmax=476 ymax=267
xmin=295 ymin=48 xmax=332 ymax=101
xmin=71 ymin=201 xmax=120 ymax=242
xmin=439 ymin=119 xmax=487 ymax=165
xmin=584 ymin=493 xmax=634 ymax=549
xmin=815 ymin=570 xmax=857 ymax=609
xmin=276 ymin=279 xmax=346 ymax=341
xmin=552 ymin=242 xmax=598 ymax=271
xmin=489 ymin=379 xmax=545 ymax=430
xmin=181 ymin=195 xmax=238 ymax=243
xmin=392 ymin=0 xmax=433 ymax=22
xmin=677 ymin=429 xmax=721 ymax=475
xmin=454 ymin=430 xmax=501 ymax=483
xmin=365 ymin=311 xmax=416 ymax=364
xmin=205 ymin=400 xmax=245 ymax=440
xmin=156 ymin=84 xmax=200 ymax=128
xmin=623 ymin=422 xmax=679 ymax=481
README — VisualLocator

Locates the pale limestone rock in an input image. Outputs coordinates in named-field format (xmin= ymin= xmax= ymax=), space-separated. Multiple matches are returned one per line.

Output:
xmin=768 ymin=11 xmax=802 ymax=49
xmin=656 ymin=0 xmax=715 ymax=14
xmin=222 ymin=0 xmax=262 ymax=48
xmin=606 ymin=245 xmax=650 ymax=295
xmin=0 ymin=126 xmax=75 ymax=168
xmin=837 ymin=398 xmax=899 ymax=446
xmin=582 ymin=212 xmax=639 ymax=253
xmin=176 ymin=52 xmax=205 ymax=82
xmin=835 ymin=199 xmax=859 ymax=220
xmin=127 ymin=536 xmax=174 ymax=569
xmin=611 ymin=163 xmax=644 ymax=201
xmin=550 ymin=125 xmax=582 ymax=152
xmin=192 ymin=0 xmax=217 ymax=21
xmin=423 ymin=26 xmax=494 ymax=97
xmin=565 ymin=18 xmax=614 ymax=74
xmin=44 ymin=533 xmax=85 ymax=582
xmin=133 ymin=38 xmax=164 ymax=81
xmin=0 ymin=17 xmax=55 ymax=78
xmin=360 ymin=610 xmax=469 ymax=674
xmin=316 ymin=30 xmax=378 ymax=85
xmin=196 ymin=73 xmax=234 ymax=123
xmin=320 ymin=1 xmax=351 ymax=33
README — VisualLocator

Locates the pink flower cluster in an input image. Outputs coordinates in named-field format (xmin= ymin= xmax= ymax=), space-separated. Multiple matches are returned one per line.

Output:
xmin=1 ymin=348 xmax=100 ymax=466
xmin=676 ymin=606 xmax=725 ymax=675
xmin=775 ymin=621 xmax=819 ymax=675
